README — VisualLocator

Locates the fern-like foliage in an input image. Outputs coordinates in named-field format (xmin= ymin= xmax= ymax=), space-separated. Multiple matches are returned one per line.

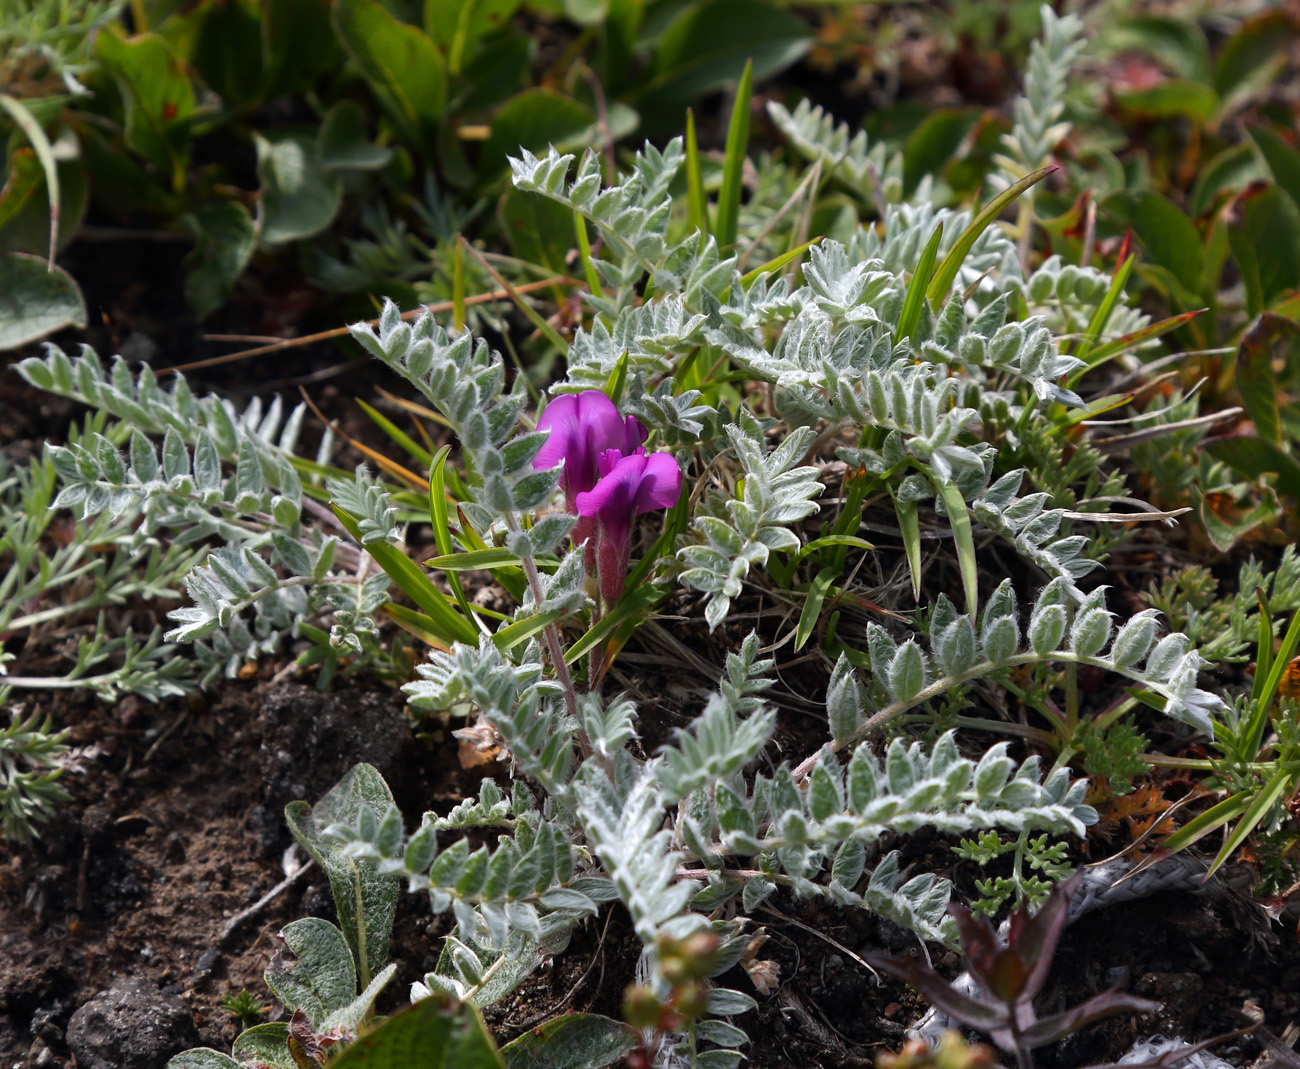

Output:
xmin=678 ymin=413 xmax=824 ymax=629
xmin=767 ymin=99 xmax=903 ymax=207
xmin=825 ymin=581 xmax=1223 ymax=754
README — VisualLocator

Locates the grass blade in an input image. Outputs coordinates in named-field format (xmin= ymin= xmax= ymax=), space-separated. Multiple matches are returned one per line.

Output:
xmin=356 ymin=398 xmax=434 ymax=469
xmin=795 ymin=566 xmax=838 ymax=651
xmin=895 ymin=222 xmax=943 ymax=345
xmin=685 ymin=107 xmax=709 ymax=236
xmin=739 ymin=236 xmax=823 ymax=287
xmin=0 ymin=94 xmax=60 ymax=268
xmin=891 ymin=489 xmax=923 ymax=603
xmin=1072 ymin=250 xmax=1135 ymax=364
xmin=1207 ymin=769 xmax=1296 ymax=877
xmin=1066 ymin=310 xmax=1205 ymax=386
xmin=332 ymin=504 xmax=478 ymax=645
xmin=927 ymin=165 xmax=1055 ymax=305
xmin=574 ymin=209 xmax=603 ymax=299
xmin=715 ymin=58 xmax=753 ymax=250
xmin=936 ymin=480 xmax=978 ymax=619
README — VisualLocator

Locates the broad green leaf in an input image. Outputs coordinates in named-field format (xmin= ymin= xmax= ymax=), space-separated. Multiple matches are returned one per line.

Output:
xmin=94 ymin=31 xmax=194 ymax=184
xmin=264 ymin=918 xmax=357 ymax=1029
xmin=319 ymin=100 xmax=393 ymax=171
xmin=1235 ymin=312 xmax=1298 ymax=445
xmin=329 ymin=996 xmax=505 ymax=1069
xmin=1205 ymin=436 xmax=1300 ymax=500
xmin=1114 ymin=80 xmax=1217 ymax=123
xmin=1105 ymin=16 xmax=1210 ymax=82
xmin=903 ymin=108 xmax=978 ymax=194
xmin=0 ymin=252 xmax=86 ymax=350
xmin=332 ymin=0 xmax=447 ymax=158
xmin=255 ymin=131 xmax=342 ymax=245
xmin=0 ymin=148 xmax=87 ymax=258
xmin=165 ymin=1052 xmax=242 ymax=1069
xmin=425 ymin=0 xmax=521 ymax=61
xmin=1103 ymin=190 xmax=1203 ymax=294
xmin=1213 ymin=12 xmax=1289 ymax=108
xmin=1250 ymin=126 xmax=1300 ymax=216
xmin=478 ymin=89 xmax=630 ymax=183
xmin=190 ymin=0 xmax=264 ymax=109
xmin=500 ymin=187 xmax=574 ymax=274
xmin=261 ymin=0 xmax=344 ymax=101
xmin=1190 ymin=143 xmax=1264 ymax=217
xmin=181 ymin=200 xmax=255 ymax=319
xmin=1227 ymin=182 xmax=1300 ymax=318
xmin=284 ymin=764 xmax=399 ymax=988
xmin=634 ymin=0 xmax=810 ymax=114
xmin=501 ymin=1013 xmax=634 ymax=1069
xmin=231 ymin=1024 xmax=296 ymax=1069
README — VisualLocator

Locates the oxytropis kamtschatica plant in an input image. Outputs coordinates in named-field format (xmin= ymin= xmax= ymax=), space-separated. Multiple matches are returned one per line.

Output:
xmin=11 ymin=7 xmax=1267 ymax=1067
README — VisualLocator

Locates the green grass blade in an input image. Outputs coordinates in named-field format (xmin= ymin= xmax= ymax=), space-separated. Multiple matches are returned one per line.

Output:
xmin=891 ymin=489 xmax=923 ymax=603
xmin=715 ymin=58 xmax=753 ymax=250
xmin=0 ymin=94 xmax=60 ymax=268
xmin=795 ymin=567 xmax=838 ymax=651
xmin=423 ymin=548 xmax=558 ymax=572
xmin=936 ymin=481 xmax=978 ymax=619
xmin=452 ymin=236 xmax=466 ymax=330
xmin=927 ymin=165 xmax=1055 ymax=305
xmin=739 ymin=236 xmax=823 ymax=287
xmin=356 ymin=398 xmax=434 ymax=469
xmin=1258 ymin=606 xmax=1300 ymax=710
xmin=686 ymin=107 xmax=709 ymax=236
xmin=895 ymin=222 xmax=943 ymax=345
xmin=574 ymin=209 xmax=603 ymax=298
xmin=428 ymin=444 xmax=479 ymax=625
xmin=492 ymin=608 xmax=568 ymax=652
xmin=332 ymin=504 xmax=478 ymax=645
xmin=1251 ymin=588 xmax=1272 ymax=705
xmin=795 ymin=534 xmax=874 ymax=564
xmin=1066 ymin=310 xmax=1205 ymax=386
xmin=1073 ymin=252 xmax=1135 ymax=364
xmin=1207 ymin=769 xmax=1296 ymax=877
xmin=565 ymin=583 xmax=669 ymax=666
xmin=604 ymin=350 xmax=629 ymax=408
xmin=1159 ymin=789 xmax=1254 ymax=857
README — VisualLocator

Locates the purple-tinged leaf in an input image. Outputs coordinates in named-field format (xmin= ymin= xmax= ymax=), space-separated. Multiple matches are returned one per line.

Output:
xmin=1017 ymin=988 xmax=1159 ymax=1050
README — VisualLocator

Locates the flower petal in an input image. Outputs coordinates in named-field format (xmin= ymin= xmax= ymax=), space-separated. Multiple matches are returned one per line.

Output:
xmin=633 ymin=452 xmax=683 ymax=514
xmin=532 ymin=394 xmax=580 ymax=473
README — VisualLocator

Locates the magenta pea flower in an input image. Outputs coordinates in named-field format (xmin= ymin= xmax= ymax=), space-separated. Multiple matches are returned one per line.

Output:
xmin=533 ymin=391 xmax=648 ymax=507
xmin=576 ymin=447 xmax=682 ymax=603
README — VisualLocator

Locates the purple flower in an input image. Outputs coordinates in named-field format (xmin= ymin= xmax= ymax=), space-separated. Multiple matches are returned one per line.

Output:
xmin=576 ymin=448 xmax=682 ymax=603
xmin=533 ymin=391 xmax=647 ymax=507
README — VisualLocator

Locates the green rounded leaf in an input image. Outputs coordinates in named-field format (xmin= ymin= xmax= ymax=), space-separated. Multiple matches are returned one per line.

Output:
xmin=0 ymin=252 xmax=86 ymax=350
